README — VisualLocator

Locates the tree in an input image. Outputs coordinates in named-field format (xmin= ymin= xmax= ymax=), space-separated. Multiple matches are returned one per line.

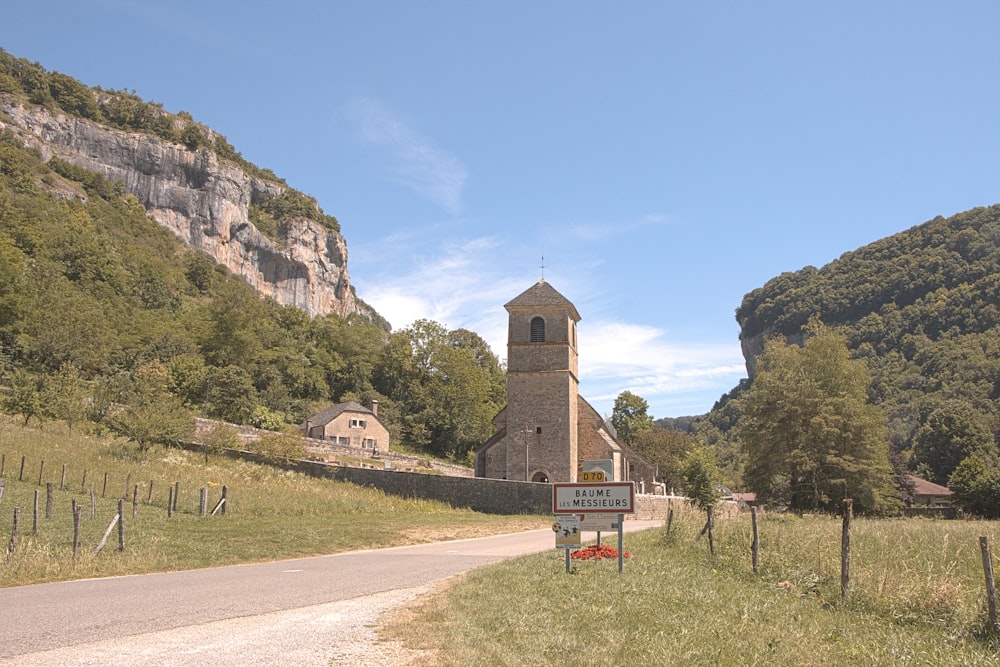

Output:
xmin=911 ymin=400 xmax=996 ymax=486
xmin=3 ymin=368 xmax=43 ymax=426
xmin=611 ymin=390 xmax=653 ymax=446
xmin=738 ymin=320 xmax=894 ymax=514
xmin=948 ymin=455 xmax=1000 ymax=518
xmin=41 ymin=362 xmax=87 ymax=432
xmin=680 ymin=446 xmax=720 ymax=508
xmin=631 ymin=427 xmax=696 ymax=493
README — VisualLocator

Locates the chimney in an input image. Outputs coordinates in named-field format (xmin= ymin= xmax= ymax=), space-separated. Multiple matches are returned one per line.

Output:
xmin=370 ymin=400 xmax=379 ymax=417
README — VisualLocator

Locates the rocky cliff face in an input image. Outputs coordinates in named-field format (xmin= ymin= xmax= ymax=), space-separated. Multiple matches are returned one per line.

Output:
xmin=0 ymin=95 xmax=365 ymax=320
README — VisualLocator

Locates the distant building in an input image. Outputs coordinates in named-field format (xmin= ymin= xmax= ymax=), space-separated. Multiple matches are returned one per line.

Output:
xmin=302 ymin=401 xmax=389 ymax=455
xmin=905 ymin=474 xmax=953 ymax=509
xmin=475 ymin=279 xmax=655 ymax=485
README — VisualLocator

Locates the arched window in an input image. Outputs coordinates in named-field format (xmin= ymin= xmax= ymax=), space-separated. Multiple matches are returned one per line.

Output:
xmin=530 ymin=316 xmax=545 ymax=343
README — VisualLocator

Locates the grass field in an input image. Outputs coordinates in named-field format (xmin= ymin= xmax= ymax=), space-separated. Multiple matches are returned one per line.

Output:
xmin=0 ymin=417 xmax=547 ymax=587
xmin=386 ymin=508 xmax=1000 ymax=666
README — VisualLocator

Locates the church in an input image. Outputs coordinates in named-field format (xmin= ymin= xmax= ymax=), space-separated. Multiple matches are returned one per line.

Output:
xmin=475 ymin=279 xmax=656 ymax=486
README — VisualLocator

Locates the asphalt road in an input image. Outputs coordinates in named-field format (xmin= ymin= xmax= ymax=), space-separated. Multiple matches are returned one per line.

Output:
xmin=0 ymin=519 xmax=662 ymax=663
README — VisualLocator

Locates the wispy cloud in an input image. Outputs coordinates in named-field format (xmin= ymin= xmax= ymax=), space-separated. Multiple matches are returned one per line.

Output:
xmin=355 ymin=237 xmax=746 ymax=417
xmin=343 ymin=97 xmax=467 ymax=215
xmin=577 ymin=319 xmax=746 ymax=417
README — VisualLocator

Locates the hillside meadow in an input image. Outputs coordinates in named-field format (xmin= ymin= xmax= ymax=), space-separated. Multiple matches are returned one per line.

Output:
xmin=0 ymin=416 xmax=547 ymax=587
xmin=386 ymin=509 xmax=1000 ymax=666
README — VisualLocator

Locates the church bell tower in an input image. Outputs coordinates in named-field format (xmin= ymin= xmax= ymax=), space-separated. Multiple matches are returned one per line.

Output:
xmin=503 ymin=279 xmax=581 ymax=482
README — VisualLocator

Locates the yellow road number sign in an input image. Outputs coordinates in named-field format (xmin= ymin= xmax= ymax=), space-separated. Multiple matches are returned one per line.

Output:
xmin=580 ymin=470 xmax=606 ymax=482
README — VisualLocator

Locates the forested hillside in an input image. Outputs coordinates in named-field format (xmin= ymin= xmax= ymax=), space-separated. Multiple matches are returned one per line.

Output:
xmin=688 ymin=205 xmax=1000 ymax=507
xmin=0 ymin=67 xmax=504 ymax=462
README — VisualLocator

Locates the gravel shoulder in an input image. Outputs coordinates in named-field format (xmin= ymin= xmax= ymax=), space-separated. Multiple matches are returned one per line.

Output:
xmin=3 ymin=585 xmax=435 ymax=666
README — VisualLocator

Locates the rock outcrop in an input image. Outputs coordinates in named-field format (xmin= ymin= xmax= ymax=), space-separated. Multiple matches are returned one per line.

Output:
xmin=0 ymin=95 xmax=366 ymax=319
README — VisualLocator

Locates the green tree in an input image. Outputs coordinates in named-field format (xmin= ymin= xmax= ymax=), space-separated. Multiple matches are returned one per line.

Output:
xmin=680 ymin=446 xmax=720 ymax=508
xmin=41 ymin=362 xmax=87 ymax=432
xmin=3 ymin=368 xmax=43 ymax=426
xmin=947 ymin=455 xmax=1000 ymax=518
xmin=611 ymin=390 xmax=654 ymax=446
xmin=631 ymin=427 xmax=696 ymax=493
xmin=911 ymin=400 xmax=996 ymax=486
xmin=738 ymin=320 xmax=894 ymax=514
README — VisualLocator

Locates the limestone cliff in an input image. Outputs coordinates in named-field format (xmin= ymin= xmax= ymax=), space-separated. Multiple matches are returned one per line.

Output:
xmin=0 ymin=94 xmax=367 ymax=320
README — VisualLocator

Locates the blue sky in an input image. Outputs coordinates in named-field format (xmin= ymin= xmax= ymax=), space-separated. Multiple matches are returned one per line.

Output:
xmin=4 ymin=2 xmax=1000 ymax=419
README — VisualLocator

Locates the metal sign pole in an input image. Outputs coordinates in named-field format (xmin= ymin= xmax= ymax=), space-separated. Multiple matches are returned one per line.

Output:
xmin=617 ymin=513 xmax=624 ymax=574
xmin=565 ymin=547 xmax=571 ymax=573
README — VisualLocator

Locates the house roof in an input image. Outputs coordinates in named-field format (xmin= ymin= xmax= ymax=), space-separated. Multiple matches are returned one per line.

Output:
xmin=906 ymin=474 xmax=953 ymax=497
xmin=505 ymin=279 xmax=581 ymax=321
xmin=304 ymin=401 xmax=379 ymax=428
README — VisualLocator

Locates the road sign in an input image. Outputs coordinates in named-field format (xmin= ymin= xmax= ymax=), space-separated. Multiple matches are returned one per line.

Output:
xmin=579 ymin=470 xmax=605 ymax=482
xmin=552 ymin=482 xmax=635 ymax=514
xmin=579 ymin=513 xmax=618 ymax=531
xmin=582 ymin=459 xmax=614 ymax=481
xmin=553 ymin=515 xmax=581 ymax=549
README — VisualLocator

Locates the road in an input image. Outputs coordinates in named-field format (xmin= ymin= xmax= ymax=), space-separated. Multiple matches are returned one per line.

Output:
xmin=0 ymin=519 xmax=662 ymax=665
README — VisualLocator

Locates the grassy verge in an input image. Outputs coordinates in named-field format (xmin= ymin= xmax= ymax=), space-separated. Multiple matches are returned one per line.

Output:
xmin=386 ymin=509 xmax=1000 ymax=666
xmin=0 ymin=417 xmax=547 ymax=587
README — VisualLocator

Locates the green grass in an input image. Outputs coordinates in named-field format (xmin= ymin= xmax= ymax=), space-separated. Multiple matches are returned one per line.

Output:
xmin=387 ymin=509 xmax=1000 ymax=666
xmin=0 ymin=417 xmax=547 ymax=587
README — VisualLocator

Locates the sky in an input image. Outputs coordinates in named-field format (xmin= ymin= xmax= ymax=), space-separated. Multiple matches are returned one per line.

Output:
xmin=4 ymin=2 xmax=1000 ymax=419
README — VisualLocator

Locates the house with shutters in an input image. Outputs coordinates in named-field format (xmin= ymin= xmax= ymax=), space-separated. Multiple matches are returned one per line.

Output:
xmin=302 ymin=400 xmax=390 ymax=455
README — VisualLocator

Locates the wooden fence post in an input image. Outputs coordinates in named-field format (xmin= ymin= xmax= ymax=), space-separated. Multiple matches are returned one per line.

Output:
xmin=132 ymin=484 xmax=139 ymax=519
xmin=90 ymin=484 xmax=97 ymax=520
xmin=841 ymin=498 xmax=853 ymax=598
xmin=199 ymin=487 xmax=208 ymax=516
xmin=173 ymin=482 xmax=180 ymax=512
xmin=1 ymin=452 xmax=5 ymax=477
xmin=211 ymin=486 xmax=228 ymax=516
xmin=45 ymin=482 xmax=54 ymax=519
xmin=94 ymin=511 xmax=120 ymax=556
xmin=32 ymin=489 xmax=39 ymax=533
xmin=81 ymin=469 xmax=88 ymax=494
xmin=19 ymin=455 xmax=25 ymax=482
xmin=6 ymin=507 xmax=19 ymax=563
xmin=147 ymin=480 xmax=154 ymax=505
xmin=980 ymin=536 xmax=999 ymax=633
xmin=102 ymin=472 xmax=108 ymax=498
xmin=124 ymin=474 xmax=132 ymax=502
xmin=698 ymin=504 xmax=716 ymax=555
xmin=0 ymin=479 xmax=4 ymax=505
xmin=72 ymin=504 xmax=81 ymax=560
xmin=117 ymin=499 xmax=125 ymax=552
xmin=60 ymin=464 xmax=67 ymax=491
xmin=751 ymin=506 xmax=760 ymax=574
xmin=37 ymin=459 xmax=44 ymax=486
xmin=167 ymin=486 xmax=174 ymax=518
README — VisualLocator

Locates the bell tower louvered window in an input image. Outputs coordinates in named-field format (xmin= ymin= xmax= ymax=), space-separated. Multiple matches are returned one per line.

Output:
xmin=530 ymin=316 xmax=545 ymax=343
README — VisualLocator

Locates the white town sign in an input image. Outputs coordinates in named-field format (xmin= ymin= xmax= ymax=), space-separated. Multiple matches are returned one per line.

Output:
xmin=552 ymin=482 xmax=635 ymax=514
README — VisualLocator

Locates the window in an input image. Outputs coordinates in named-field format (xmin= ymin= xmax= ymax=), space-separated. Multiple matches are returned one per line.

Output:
xmin=530 ymin=316 xmax=545 ymax=343
xmin=363 ymin=438 xmax=376 ymax=448
xmin=338 ymin=436 xmax=349 ymax=445
xmin=350 ymin=418 xmax=367 ymax=428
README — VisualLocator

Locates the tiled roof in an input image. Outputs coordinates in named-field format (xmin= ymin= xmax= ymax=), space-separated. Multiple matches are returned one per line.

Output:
xmin=505 ymin=279 xmax=581 ymax=320
xmin=304 ymin=401 xmax=374 ymax=427
xmin=906 ymin=474 xmax=953 ymax=496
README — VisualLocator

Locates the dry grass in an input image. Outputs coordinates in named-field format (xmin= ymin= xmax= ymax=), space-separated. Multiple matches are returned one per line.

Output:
xmin=385 ymin=509 xmax=1000 ymax=666
xmin=0 ymin=416 xmax=548 ymax=587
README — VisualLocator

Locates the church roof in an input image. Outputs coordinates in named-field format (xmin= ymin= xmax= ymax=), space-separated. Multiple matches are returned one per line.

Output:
xmin=505 ymin=279 xmax=581 ymax=320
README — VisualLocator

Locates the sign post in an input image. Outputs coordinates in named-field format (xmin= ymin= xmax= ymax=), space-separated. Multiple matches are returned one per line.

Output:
xmin=552 ymin=514 xmax=581 ymax=573
xmin=552 ymin=482 xmax=635 ymax=574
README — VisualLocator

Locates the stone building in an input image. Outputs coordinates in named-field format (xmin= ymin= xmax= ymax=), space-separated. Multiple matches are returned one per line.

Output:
xmin=475 ymin=279 xmax=655 ymax=485
xmin=302 ymin=401 xmax=390 ymax=455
